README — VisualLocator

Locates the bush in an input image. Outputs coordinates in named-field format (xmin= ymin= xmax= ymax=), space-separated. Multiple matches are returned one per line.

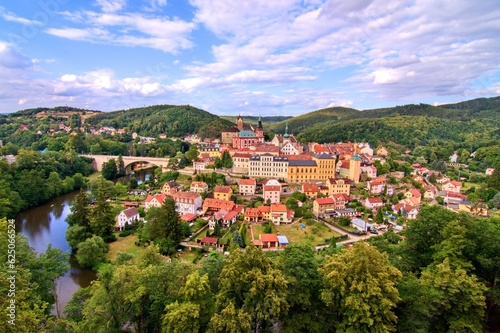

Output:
xmin=119 ymin=230 xmax=133 ymax=237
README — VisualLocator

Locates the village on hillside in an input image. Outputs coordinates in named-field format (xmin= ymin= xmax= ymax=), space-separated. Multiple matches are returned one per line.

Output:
xmin=111 ymin=116 xmax=491 ymax=254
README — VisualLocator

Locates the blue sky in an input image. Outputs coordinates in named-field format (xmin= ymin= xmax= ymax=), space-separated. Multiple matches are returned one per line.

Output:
xmin=0 ymin=0 xmax=499 ymax=116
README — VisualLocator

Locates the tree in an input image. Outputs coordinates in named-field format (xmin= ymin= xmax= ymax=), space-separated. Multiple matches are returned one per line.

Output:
xmin=419 ymin=259 xmax=487 ymax=332
xmin=66 ymin=225 xmax=92 ymax=251
xmin=116 ymin=155 xmax=126 ymax=177
xmin=492 ymin=192 xmax=500 ymax=209
xmin=279 ymin=245 xmax=326 ymax=332
xmin=75 ymin=236 xmax=109 ymax=269
xmin=338 ymin=216 xmax=351 ymax=227
xmin=102 ymin=158 xmax=118 ymax=180
xmin=488 ymin=166 xmax=500 ymax=191
xmin=66 ymin=190 xmax=91 ymax=228
xmin=142 ymin=197 xmax=182 ymax=254
xmin=375 ymin=207 xmax=385 ymax=224
xmin=320 ymin=242 xmax=402 ymax=332
xmin=210 ymin=246 xmax=288 ymax=332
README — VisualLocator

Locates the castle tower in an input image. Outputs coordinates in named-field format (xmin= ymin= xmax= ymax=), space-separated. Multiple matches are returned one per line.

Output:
xmin=237 ymin=115 xmax=244 ymax=131
xmin=349 ymin=153 xmax=362 ymax=183
xmin=256 ymin=116 xmax=264 ymax=140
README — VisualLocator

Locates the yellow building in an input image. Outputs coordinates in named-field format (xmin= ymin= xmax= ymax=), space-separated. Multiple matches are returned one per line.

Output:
xmin=311 ymin=153 xmax=336 ymax=181
xmin=198 ymin=145 xmax=221 ymax=158
xmin=213 ymin=185 xmax=233 ymax=201
xmin=327 ymin=178 xmax=351 ymax=196
xmin=287 ymin=159 xmax=317 ymax=183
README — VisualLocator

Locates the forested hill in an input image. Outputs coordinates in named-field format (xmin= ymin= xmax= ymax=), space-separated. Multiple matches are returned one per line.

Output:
xmin=268 ymin=96 xmax=500 ymax=151
xmin=5 ymin=106 xmax=101 ymax=117
xmin=220 ymin=115 xmax=292 ymax=127
xmin=84 ymin=104 xmax=233 ymax=138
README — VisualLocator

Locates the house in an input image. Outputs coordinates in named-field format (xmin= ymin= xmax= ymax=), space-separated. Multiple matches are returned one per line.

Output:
xmin=269 ymin=203 xmax=294 ymax=225
xmin=172 ymin=192 xmax=202 ymax=215
xmin=197 ymin=237 xmax=223 ymax=249
xmin=313 ymin=197 xmax=336 ymax=218
xmin=180 ymin=213 xmax=197 ymax=223
xmin=214 ymin=185 xmax=233 ymax=201
xmin=144 ymin=194 xmax=166 ymax=210
xmin=202 ymin=198 xmax=235 ymax=215
xmin=423 ymin=185 xmax=437 ymax=199
xmin=209 ymin=208 xmax=240 ymax=230
xmin=393 ymin=203 xmax=419 ymax=219
xmin=239 ymin=178 xmax=256 ymax=195
xmin=254 ymin=234 xmax=279 ymax=249
xmin=458 ymin=201 xmax=489 ymax=217
xmin=190 ymin=181 xmax=208 ymax=193
xmin=376 ymin=146 xmax=389 ymax=157
xmin=116 ymin=207 xmax=140 ymax=230
xmin=161 ymin=181 xmax=181 ymax=195
xmin=302 ymin=182 xmax=319 ymax=198
xmin=327 ymin=177 xmax=351 ymax=196
xmin=361 ymin=165 xmax=378 ymax=179
xmin=442 ymin=180 xmax=462 ymax=194
xmin=436 ymin=176 xmax=450 ymax=184
xmin=364 ymin=197 xmax=384 ymax=209
xmin=404 ymin=189 xmax=422 ymax=203
xmin=263 ymin=185 xmax=281 ymax=204
xmin=368 ymin=177 xmax=386 ymax=195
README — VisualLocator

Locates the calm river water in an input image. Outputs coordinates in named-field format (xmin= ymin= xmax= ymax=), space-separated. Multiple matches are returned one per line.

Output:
xmin=15 ymin=190 xmax=97 ymax=314
xmin=15 ymin=169 xmax=152 ymax=313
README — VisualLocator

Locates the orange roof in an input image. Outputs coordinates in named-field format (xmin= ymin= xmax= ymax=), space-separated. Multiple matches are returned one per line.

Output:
xmin=302 ymin=182 xmax=319 ymax=192
xmin=239 ymin=179 xmax=256 ymax=186
xmin=201 ymin=237 xmax=218 ymax=244
xmin=367 ymin=197 xmax=383 ymax=203
xmin=284 ymin=154 xmax=312 ymax=160
xmin=260 ymin=234 xmax=278 ymax=242
xmin=145 ymin=194 xmax=166 ymax=204
xmin=271 ymin=203 xmax=287 ymax=212
xmin=258 ymin=205 xmax=271 ymax=213
xmin=451 ymin=180 xmax=462 ymax=187
xmin=191 ymin=181 xmax=207 ymax=187
xmin=339 ymin=160 xmax=350 ymax=168
xmin=264 ymin=185 xmax=281 ymax=192
xmin=180 ymin=213 xmax=197 ymax=222
xmin=214 ymin=185 xmax=232 ymax=193
xmin=172 ymin=192 xmax=201 ymax=200
xmin=409 ymin=189 xmax=422 ymax=197
xmin=315 ymin=198 xmax=335 ymax=205
xmin=203 ymin=198 xmax=235 ymax=210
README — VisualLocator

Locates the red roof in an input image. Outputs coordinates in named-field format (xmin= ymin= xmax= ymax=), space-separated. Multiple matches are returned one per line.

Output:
xmin=173 ymin=191 xmax=201 ymax=200
xmin=203 ymin=198 xmax=235 ymax=210
xmin=302 ymin=182 xmax=319 ymax=192
xmin=316 ymin=197 xmax=335 ymax=205
xmin=264 ymin=185 xmax=281 ymax=192
xmin=367 ymin=197 xmax=383 ymax=203
xmin=223 ymin=210 xmax=238 ymax=221
xmin=260 ymin=234 xmax=278 ymax=242
xmin=258 ymin=205 xmax=271 ymax=213
xmin=201 ymin=237 xmax=218 ymax=244
xmin=409 ymin=189 xmax=422 ymax=197
xmin=239 ymin=179 xmax=256 ymax=186
xmin=145 ymin=194 xmax=166 ymax=204
xmin=180 ymin=213 xmax=197 ymax=222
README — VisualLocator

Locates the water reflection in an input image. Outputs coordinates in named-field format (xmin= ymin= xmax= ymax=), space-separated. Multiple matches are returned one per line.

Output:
xmin=16 ymin=190 xmax=97 ymax=313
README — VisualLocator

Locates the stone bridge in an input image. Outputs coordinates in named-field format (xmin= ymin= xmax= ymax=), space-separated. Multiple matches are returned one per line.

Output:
xmin=80 ymin=154 xmax=171 ymax=171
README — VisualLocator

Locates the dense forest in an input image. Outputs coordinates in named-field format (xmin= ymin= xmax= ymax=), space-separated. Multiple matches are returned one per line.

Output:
xmin=1 ymin=205 xmax=500 ymax=332
xmin=84 ymin=105 xmax=233 ymax=139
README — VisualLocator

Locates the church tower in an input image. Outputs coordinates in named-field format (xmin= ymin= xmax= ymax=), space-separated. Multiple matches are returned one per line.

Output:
xmin=236 ymin=115 xmax=244 ymax=131
xmin=256 ymin=116 xmax=264 ymax=140
xmin=349 ymin=153 xmax=362 ymax=183
xmin=283 ymin=124 xmax=290 ymax=142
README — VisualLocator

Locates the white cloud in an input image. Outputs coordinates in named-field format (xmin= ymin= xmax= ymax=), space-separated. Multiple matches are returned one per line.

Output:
xmin=96 ymin=0 xmax=127 ymax=13
xmin=0 ymin=6 xmax=43 ymax=26
xmin=46 ymin=8 xmax=195 ymax=53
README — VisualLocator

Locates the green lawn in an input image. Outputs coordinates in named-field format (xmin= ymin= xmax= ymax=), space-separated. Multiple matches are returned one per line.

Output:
xmin=105 ymin=233 xmax=142 ymax=261
xmin=250 ymin=221 xmax=341 ymax=247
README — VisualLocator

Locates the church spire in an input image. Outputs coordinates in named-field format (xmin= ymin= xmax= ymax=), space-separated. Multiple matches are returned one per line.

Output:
xmin=284 ymin=124 xmax=289 ymax=139
xmin=258 ymin=115 xmax=263 ymax=129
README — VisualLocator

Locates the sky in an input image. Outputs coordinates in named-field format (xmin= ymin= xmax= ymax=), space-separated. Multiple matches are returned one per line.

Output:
xmin=0 ymin=0 xmax=499 ymax=116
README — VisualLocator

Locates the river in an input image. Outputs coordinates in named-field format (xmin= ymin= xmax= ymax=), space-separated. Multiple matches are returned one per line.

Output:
xmin=15 ymin=169 xmax=152 ymax=314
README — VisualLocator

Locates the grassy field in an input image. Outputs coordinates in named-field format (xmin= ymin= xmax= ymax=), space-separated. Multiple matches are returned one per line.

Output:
xmin=250 ymin=221 xmax=341 ymax=247
xmin=105 ymin=233 xmax=143 ymax=261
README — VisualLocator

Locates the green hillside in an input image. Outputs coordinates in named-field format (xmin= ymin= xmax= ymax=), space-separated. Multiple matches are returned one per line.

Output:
xmin=85 ymin=104 xmax=233 ymax=138
xmin=220 ymin=115 xmax=292 ymax=127
xmin=293 ymin=97 xmax=500 ymax=153
xmin=268 ymin=106 xmax=359 ymax=135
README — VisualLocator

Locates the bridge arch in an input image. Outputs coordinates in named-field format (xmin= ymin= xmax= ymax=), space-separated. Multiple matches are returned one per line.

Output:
xmin=81 ymin=154 xmax=171 ymax=172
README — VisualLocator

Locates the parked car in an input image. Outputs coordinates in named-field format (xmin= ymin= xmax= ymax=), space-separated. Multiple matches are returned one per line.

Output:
xmin=369 ymin=229 xmax=379 ymax=234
